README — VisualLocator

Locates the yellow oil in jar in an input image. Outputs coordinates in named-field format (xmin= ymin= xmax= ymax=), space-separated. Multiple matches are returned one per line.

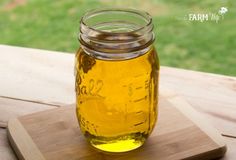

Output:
xmin=75 ymin=46 xmax=159 ymax=152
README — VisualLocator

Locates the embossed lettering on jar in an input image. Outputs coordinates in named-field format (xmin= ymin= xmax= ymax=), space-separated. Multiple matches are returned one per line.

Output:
xmin=75 ymin=8 xmax=159 ymax=153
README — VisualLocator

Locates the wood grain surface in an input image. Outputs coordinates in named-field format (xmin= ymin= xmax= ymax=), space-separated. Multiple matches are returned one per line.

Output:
xmin=0 ymin=129 xmax=17 ymax=160
xmin=0 ymin=45 xmax=74 ymax=105
xmin=1 ymin=45 xmax=236 ymax=160
xmin=222 ymin=137 xmax=236 ymax=160
xmin=0 ymin=97 xmax=56 ymax=128
xmin=160 ymin=67 xmax=236 ymax=137
xmin=7 ymin=95 xmax=226 ymax=160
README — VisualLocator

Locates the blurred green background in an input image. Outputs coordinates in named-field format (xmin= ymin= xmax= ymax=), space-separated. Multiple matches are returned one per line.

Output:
xmin=0 ymin=0 xmax=235 ymax=76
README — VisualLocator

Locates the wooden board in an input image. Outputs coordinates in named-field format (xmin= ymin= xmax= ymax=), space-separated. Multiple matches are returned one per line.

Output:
xmin=0 ymin=97 xmax=56 ymax=128
xmin=1 ymin=45 xmax=236 ymax=137
xmin=7 ymin=95 xmax=227 ymax=160
xmin=0 ymin=129 xmax=17 ymax=160
xmin=0 ymin=45 xmax=74 ymax=105
xmin=160 ymin=67 xmax=236 ymax=137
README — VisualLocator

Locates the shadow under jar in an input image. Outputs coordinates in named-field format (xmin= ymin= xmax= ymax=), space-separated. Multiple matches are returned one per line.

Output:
xmin=75 ymin=8 xmax=159 ymax=153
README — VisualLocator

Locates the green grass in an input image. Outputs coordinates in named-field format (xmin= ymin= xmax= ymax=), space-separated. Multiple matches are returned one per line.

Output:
xmin=0 ymin=0 xmax=235 ymax=76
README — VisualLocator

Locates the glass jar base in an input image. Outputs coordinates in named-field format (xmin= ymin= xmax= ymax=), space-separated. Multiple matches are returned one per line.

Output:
xmin=90 ymin=138 xmax=145 ymax=153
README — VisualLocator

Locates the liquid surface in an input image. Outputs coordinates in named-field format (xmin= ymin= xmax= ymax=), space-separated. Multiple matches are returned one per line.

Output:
xmin=75 ymin=47 xmax=159 ymax=152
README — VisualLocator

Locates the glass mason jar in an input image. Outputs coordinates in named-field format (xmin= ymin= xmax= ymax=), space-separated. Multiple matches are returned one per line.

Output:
xmin=75 ymin=8 xmax=159 ymax=153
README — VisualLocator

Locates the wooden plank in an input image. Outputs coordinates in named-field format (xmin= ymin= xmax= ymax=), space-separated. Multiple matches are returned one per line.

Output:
xmin=0 ymin=45 xmax=75 ymax=105
xmin=0 ymin=45 xmax=236 ymax=136
xmin=1 ymin=44 xmax=236 ymax=136
xmin=160 ymin=66 xmax=236 ymax=137
xmin=221 ymin=137 xmax=236 ymax=160
xmin=0 ymin=45 xmax=235 ymax=159
xmin=0 ymin=128 xmax=17 ymax=160
xmin=0 ymin=97 xmax=56 ymax=128
xmin=8 ymin=119 xmax=45 ymax=160
xmin=4 ymin=123 xmax=235 ymax=160
xmin=7 ymin=95 xmax=226 ymax=160
xmin=163 ymin=91 xmax=225 ymax=147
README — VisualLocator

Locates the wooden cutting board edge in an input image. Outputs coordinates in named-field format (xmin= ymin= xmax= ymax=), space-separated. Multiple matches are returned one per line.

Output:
xmin=8 ymin=118 xmax=46 ymax=160
xmin=164 ymin=94 xmax=227 ymax=160
xmin=7 ymin=94 xmax=227 ymax=160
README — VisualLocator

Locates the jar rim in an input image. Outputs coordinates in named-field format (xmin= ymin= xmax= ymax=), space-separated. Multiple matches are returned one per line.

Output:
xmin=79 ymin=8 xmax=155 ymax=60
xmin=81 ymin=8 xmax=153 ymax=35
